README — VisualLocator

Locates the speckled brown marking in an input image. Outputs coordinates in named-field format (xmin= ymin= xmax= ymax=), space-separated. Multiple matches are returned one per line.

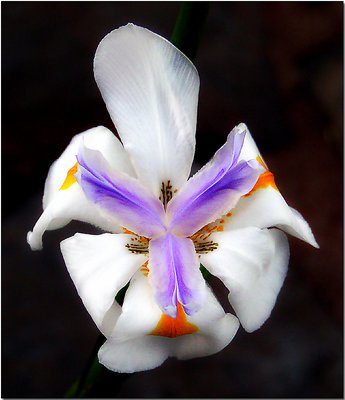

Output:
xmin=122 ymin=228 xmax=149 ymax=255
xmin=159 ymin=180 xmax=174 ymax=208
xmin=194 ymin=240 xmax=219 ymax=254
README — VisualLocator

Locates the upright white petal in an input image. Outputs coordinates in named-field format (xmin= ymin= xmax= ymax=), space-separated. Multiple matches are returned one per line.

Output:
xmin=201 ymin=228 xmax=289 ymax=332
xmin=60 ymin=233 xmax=147 ymax=336
xmin=27 ymin=126 xmax=134 ymax=250
xmin=98 ymin=272 xmax=239 ymax=373
xmin=94 ymin=23 xmax=200 ymax=197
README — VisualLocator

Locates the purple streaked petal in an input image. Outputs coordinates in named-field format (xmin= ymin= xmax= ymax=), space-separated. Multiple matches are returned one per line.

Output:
xmin=148 ymin=233 xmax=206 ymax=318
xmin=167 ymin=129 xmax=265 ymax=237
xmin=77 ymin=146 xmax=166 ymax=238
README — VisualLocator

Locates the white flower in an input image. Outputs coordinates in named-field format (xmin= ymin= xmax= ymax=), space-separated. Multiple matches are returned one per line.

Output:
xmin=27 ymin=24 xmax=318 ymax=373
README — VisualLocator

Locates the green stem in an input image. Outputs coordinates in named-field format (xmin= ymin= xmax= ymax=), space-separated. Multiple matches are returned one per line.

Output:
xmin=65 ymin=334 xmax=106 ymax=398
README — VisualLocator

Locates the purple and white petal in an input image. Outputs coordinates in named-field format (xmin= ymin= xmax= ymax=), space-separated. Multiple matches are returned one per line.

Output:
xmin=77 ymin=146 xmax=166 ymax=238
xmin=94 ymin=23 xmax=199 ymax=197
xmin=201 ymin=227 xmax=289 ymax=332
xmin=167 ymin=128 xmax=264 ymax=237
xmin=60 ymin=233 xmax=147 ymax=336
xmin=27 ymin=126 xmax=135 ymax=250
xmin=228 ymin=123 xmax=318 ymax=247
xmin=43 ymin=125 xmax=135 ymax=208
xmin=148 ymin=233 xmax=206 ymax=317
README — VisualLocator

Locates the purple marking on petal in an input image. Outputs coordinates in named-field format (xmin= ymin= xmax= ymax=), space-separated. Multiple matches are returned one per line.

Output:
xmin=167 ymin=129 xmax=265 ymax=237
xmin=77 ymin=146 xmax=166 ymax=238
xmin=148 ymin=233 xmax=206 ymax=318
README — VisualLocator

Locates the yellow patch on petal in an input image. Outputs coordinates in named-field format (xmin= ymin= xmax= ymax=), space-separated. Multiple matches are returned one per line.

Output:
xmin=149 ymin=302 xmax=199 ymax=338
xmin=244 ymin=155 xmax=279 ymax=197
xmin=60 ymin=163 xmax=78 ymax=190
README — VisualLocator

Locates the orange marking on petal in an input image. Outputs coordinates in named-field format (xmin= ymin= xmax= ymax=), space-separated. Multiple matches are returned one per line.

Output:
xmin=122 ymin=228 xmax=149 ymax=244
xmin=122 ymin=228 xmax=136 ymax=235
xmin=140 ymin=261 xmax=149 ymax=277
xmin=244 ymin=155 xmax=279 ymax=197
xmin=217 ymin=225 xmax=224 ymax=232
xmin=226 ymin=212 xmax=232 ymax=217
xmin=60 ymin=163 xmax=78 ymax=190
xmin=149 ymin=302 xmax=198 ymax=338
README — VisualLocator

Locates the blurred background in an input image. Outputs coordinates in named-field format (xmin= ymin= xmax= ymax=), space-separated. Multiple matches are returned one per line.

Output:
xmin=2 ymin=2 xmax=343 ymax=398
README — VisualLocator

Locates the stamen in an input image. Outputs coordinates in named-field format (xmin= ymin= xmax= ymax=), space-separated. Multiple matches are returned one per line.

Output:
xmin=122 ymin=228 xmax=149 ymax=255
xmin=60 ymin=163 xmax=78 ymax=190
xmin=194 ymin=240 xmax=218 ymax=254
xmin=158 ymin=180 xmax=175 ymax=209
xmin=149 ymin=302 xmax=198 ymax=338
xmin=125 ymin=242 xmax=149 ymax=255
xmin=190 ymin=216 xmax=232 ymax=254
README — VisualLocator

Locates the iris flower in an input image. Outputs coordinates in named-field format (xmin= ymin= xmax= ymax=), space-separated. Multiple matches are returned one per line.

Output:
xmin=27 ymin=24 xmax=318 ymax=373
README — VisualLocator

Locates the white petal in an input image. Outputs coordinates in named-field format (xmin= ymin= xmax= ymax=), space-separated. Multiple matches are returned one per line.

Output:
xmin=99 ymin=335 xmax=169 ymax=374
xmin=227 ymin=187 xmax=318 ymax=247
xmin=60 ymin=233 xmax=147 ymax=336
xmin=27 ymin=185 xmax=122 ymax=250
xmin=171 ymin=285 xmax=239 ymax=360
xmin=98 ymin=272 xmax=239 ymax=373
xmin=107 ymin=272 xmax=161 ymax=340
xmin=94 ymin=23 xmax=200 ymax=197
xmin=28 ymin=126 xmax=134 ymax=250
xmin=98 ymin=272 xmax=169 ymax=373
xmin=235 ymin=122 xmax=265 ymax=163
xmin=201 ymin=228 xmax=290 ymax=332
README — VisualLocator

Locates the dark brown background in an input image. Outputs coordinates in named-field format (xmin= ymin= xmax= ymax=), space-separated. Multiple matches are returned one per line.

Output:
xmin=2 ymin=2 xmax=343 ymax=398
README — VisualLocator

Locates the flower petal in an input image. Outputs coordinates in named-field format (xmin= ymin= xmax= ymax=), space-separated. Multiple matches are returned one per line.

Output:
xmin=98 ymin=272 xmax=169 ymax=372
xmin=148 ymin=233 xmax=206 ymax=317
xmin=27 ymin=185 xmax=120 ymax=251
xmin=171 ymin=285 xmax=239 ymax=360
xmin=236 ymin=122 xmax=264 ymax=163
xmin=60 ymin=233 xmax=147 ymax=336
xmin=43 ymin=125 xmax=136 ymax=208
xmin=77 ymin=146 xmax=166 ymax=238
xmin=94 ymin=23 xmax=199 ymax=197
xmin=167 ymin=127 xmax=264 ymax=236
xmin=27 ymin=126 xmax=132 ymax=250
xmin=201 ymin=227 xmax=289 ymax=332
xmin=98 ymin=272 xmax=239 ymax=373
xmin=226 ymin=186 xmax=318 ymax=247
xmin=228 ymin=123 xmax=318 ymax=247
